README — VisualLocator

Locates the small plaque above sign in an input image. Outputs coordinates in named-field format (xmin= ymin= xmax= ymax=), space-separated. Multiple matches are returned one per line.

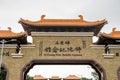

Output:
xmin=39 ymin=40 xmax=83 ymax=56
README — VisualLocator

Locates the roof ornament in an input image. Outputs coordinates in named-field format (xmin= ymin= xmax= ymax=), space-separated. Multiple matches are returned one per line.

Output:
xmin=8 ymin=27 xmax=11 ymax=31
xmin=112 ymin=27 xmax=116 ymax=32
xmin=41 ymin=15 xmax=46 ymax=21
xmin=78 ymin=15 xmax=83 ymax=22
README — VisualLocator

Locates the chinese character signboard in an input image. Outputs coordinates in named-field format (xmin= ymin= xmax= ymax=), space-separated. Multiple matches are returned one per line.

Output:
xmin=39 ymin=40 xmax=83 ymax=56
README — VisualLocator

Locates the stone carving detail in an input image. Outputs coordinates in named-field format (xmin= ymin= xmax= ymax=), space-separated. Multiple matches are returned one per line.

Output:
xmin=11 ymin=42 xmax=23 ymax=58
xmin=102 ymin=43 xmax=115 ymax=59
xmin=15 ymin=43 xmax=21 ymax=54
xmin=104 ymin=44 xmax=110 ymax=54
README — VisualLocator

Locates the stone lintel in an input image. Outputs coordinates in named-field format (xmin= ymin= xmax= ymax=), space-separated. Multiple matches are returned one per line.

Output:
xmin=0 ymin=44 xmax=35 ymax=48
xmin=31 ymin=32 xmax=94 ymax=37
xmin=108 ymin=45 xmax=120 ymax=48
xmin=91 ymin=45 xmax=120 ymax=49
xmin=90 ymin=45 xmax=105 ymax=49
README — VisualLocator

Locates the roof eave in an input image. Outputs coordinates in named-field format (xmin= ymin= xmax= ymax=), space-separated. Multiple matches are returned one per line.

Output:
xmin=100 ymin=34 xmax=120 ymax=40
xmin=19 ymin=21 xmax=107 ymax=27
xmin=0 ymin=34 xmax=27 ymax=40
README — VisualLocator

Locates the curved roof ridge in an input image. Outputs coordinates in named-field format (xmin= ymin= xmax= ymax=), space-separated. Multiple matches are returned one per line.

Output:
xmin=19 ymin=15 xmax=107 ymax=25
xmin=19 ymin=15 xmax=107 ymax=26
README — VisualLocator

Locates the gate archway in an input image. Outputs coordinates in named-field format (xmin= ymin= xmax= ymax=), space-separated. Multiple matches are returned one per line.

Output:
xmin=21 ymin=59 xmax=106 ymax=80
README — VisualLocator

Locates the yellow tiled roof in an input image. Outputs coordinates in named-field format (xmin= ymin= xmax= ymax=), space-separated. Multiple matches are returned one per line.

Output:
xmin=19 ymin=15 xmax=107 ymax=27
xmin=65 ymin=75 xmax=81 ymax=79
xmin=33 ymin=75 xmax=46 ymax=80
xmin=100 ymin=28 xmax=120 ymax=39
xmin=0 ymin=27 xmax=26 ymax=39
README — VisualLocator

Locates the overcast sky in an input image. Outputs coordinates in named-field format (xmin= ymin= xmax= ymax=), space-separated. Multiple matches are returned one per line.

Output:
xmin=0 ymin=0 xmax=120 ymax=33
xmin=28 ymin=65 xmax=95 ymax=79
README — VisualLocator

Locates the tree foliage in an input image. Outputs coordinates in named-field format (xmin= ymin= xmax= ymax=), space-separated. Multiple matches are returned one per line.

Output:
xmin=82 ymin=77 xmax=92 ymax=80
xmin=0 ymin=69 xmax=7 ymax=80
xmin=26 ymin=75 xmax=33 ymax=80
xmin=91 ymin=71 xmax=99 ymax=80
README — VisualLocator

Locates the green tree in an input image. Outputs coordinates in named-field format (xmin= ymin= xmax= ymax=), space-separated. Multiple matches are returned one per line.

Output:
xmin=82 ymin=77 xmax=92 ymax=80
xmin=0 ymin=69 xmax=7 ymax=80
xmin=26 ymin=75 xmax=33 ymax=80
xmin=91 ymin=71 xmax=99 ymax=80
